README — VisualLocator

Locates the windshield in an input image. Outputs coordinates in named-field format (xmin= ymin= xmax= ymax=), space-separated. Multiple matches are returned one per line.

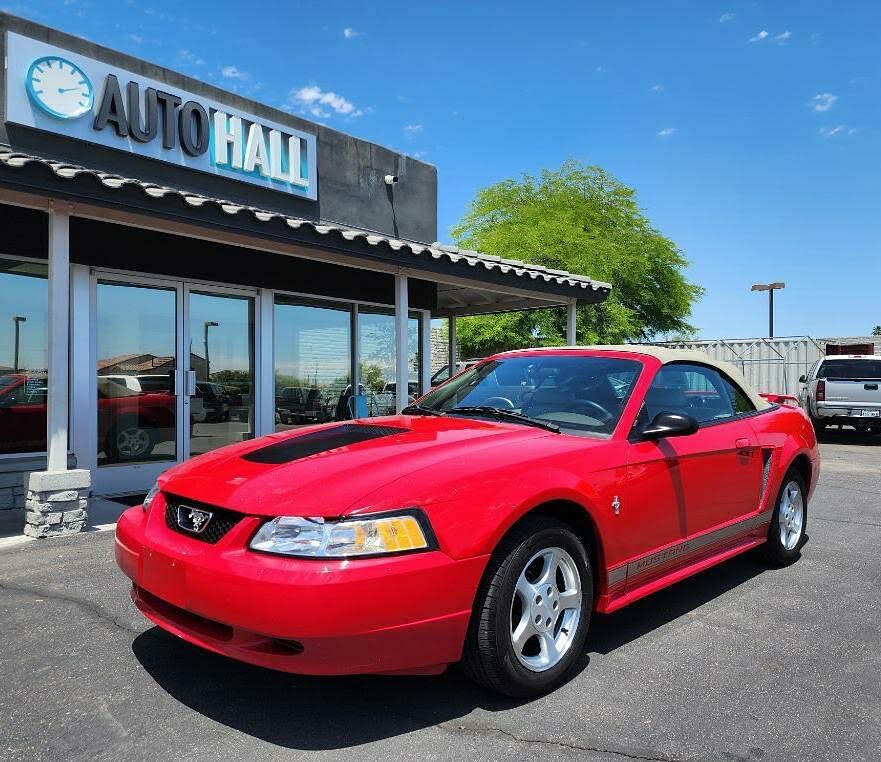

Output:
xmin=818 ymin=359 xmax=881 ymax=380
xmin=415 ymin=355 xmax=643 ymax=436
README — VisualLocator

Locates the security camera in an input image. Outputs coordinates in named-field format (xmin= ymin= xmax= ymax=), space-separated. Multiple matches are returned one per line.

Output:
xmin=384 ymin=174 xmax=399 ymax=185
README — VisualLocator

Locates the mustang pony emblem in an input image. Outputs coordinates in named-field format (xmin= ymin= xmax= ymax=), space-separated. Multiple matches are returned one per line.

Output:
xmin=177 ymin=505 xmax=213 ymax=534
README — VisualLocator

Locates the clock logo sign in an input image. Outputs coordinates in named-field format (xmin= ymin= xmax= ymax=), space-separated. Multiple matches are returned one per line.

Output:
xmin=26 ymin=56 xmax=94 ymax=120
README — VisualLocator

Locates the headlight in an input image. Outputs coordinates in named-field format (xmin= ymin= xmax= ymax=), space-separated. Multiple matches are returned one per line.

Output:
xmin=142 ymin=482 xmax=161 ymax=513
xmin=249 ymin=511 xmax=434 ymax=558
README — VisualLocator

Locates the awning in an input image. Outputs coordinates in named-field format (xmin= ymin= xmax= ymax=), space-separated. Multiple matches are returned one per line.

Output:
xmin=0 ymin=146 xmax=611 ymax=315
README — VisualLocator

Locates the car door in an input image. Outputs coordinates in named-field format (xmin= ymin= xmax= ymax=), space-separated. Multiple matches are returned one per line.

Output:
xmin=0 ymin=379 xmax=47 ymax=452
xmin=623 ymin=362 xmax=764 ymax=590
xmin=645 ymin=363 xmax=764 ymax=538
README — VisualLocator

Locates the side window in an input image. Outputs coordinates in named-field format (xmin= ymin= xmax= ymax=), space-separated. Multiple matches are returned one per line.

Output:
xmin=721 ymin=377 xmax=755 ymax=414
xmin=642 ymin=363 xmax=738 ymax=425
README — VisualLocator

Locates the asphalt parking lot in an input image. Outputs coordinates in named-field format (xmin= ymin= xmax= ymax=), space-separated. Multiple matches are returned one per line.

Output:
xmin=1 ymin=433 xmax=879 ymax=761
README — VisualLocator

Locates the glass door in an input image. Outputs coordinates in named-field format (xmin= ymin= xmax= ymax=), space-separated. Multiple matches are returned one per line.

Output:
xmin=186 ymin=288 xmax=255 ymax=456
xmin=94 ymin=279 xmax=182 ymax=495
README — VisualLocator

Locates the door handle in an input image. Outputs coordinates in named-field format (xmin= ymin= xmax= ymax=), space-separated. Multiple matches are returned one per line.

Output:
xmin=735 ymin=437 xmax=751 ymax=449
xmin=186 ymin=370 xmax=197 ymax=397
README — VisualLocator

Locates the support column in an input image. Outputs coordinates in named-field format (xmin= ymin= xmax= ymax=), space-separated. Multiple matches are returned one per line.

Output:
xmin=420 ymin=311 xmax=432 ymax=395
xmin=394 ymin=274 xmax=408 ymax=413
xmin=566 ymin=300 xmax=578 ymax=346
xmin=256 ymin=288 xmax=275 ymax=436
xmin=25 ymin=204 xmax=90 ymax=538
xmin=448 ymin=316 xmax=457 ymax=373
xmin=47 ymin=208 xmax=70 ymax=472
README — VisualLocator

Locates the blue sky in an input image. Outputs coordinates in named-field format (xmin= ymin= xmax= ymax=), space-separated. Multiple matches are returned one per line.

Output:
xmin=3 ymin=0 xmax=879 ymax=339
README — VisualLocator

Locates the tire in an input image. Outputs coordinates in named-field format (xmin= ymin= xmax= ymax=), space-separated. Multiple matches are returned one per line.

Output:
xmin=762 ymin=468 xmax=807 ymax=566
xmin=106 ymin=420 xmax=156 ymax=463
xmin=462 ymin=516 xmax=593 ymax=697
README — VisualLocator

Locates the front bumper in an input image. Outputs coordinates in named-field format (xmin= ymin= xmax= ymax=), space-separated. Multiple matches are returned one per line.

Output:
xmin=115 ymin=499 xmax=488 ymax=676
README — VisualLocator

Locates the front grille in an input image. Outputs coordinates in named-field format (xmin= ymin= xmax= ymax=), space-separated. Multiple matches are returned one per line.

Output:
xmin=164 ymin=496 xmax=243 ymax=544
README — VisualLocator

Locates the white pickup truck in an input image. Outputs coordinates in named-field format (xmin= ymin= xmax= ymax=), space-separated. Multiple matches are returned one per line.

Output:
xmin=799 ymin=354 xmax=881 ymax=434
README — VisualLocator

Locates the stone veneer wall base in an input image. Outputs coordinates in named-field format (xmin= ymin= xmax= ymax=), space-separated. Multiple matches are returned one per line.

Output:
xmin=24 ymin=469 xmax=91 ymax=538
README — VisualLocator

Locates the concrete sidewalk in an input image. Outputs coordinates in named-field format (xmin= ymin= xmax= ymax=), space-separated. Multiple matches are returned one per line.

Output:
xmin=0 ymin=495 xmax=131 ymax=548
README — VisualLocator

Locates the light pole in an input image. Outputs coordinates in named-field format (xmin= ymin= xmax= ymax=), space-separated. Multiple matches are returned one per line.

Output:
xmin=750 ymin=282 xmax=785 ymax=338
xmin=203 ymin=321 xmax=218 ymax=380
xmin=12 ymin=316 xmax=27 ymax=372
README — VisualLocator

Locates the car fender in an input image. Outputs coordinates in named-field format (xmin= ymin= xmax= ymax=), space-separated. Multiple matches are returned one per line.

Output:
xmin=749 ymin=407 xmax=820 ymax=502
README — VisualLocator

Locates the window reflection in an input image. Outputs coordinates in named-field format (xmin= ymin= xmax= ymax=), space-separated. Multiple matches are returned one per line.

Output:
xmin=358 ymin=308 xmax=421 ymax=416
xmin=274 ymin=296 xmax=351 ymax=431
xmin=96 ymin=282 xmax=177 ymax=466
xmin=0 ymin=258 xmax=48 ymax=454
xmin=189 ymin=291 xmax=255 ymax=457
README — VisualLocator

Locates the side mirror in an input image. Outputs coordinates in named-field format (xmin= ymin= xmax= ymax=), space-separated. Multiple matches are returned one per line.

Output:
xmin=641 ymin=411 xmax=699 ymax=440
xmin=798 ymin=374 xmax=807 ymax=384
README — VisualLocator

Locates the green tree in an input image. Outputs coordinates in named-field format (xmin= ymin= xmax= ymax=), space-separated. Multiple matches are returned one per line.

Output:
xmin=451 ymin=160 xmax=703 ymax=357
xmin=873 ymin=325 xmax=881 ymax=336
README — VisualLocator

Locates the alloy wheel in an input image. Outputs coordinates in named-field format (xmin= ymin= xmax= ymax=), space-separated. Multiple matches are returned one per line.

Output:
xmin=509 ymin=547 xmax=582 ymax=672
xmin=117 ymin=427 xmax=150 ymax=459
xmin=778 ymin=479 xmax=804 ymax=551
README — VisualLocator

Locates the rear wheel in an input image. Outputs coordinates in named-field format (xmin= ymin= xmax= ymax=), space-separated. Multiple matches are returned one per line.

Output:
xmin=106 ymin=420 xmax=155 ymax=462
xmin=462 ymin=517 xmax=592 ymax=697
xmin=763 ymin=468 xmax=807 ymax=566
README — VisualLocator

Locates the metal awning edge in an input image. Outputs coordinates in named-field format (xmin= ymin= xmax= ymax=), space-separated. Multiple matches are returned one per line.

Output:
xmin=0 ymin=146 xmax=612 ymax=298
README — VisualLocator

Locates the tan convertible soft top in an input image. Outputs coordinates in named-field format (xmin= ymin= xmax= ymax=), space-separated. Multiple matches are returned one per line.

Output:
xmin=503 ymin=345 xmax=772 ymax=411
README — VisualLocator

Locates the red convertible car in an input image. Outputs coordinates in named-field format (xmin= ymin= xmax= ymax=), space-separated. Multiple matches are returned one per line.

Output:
xmin=115 ymin=347 xmax=819 ymax=696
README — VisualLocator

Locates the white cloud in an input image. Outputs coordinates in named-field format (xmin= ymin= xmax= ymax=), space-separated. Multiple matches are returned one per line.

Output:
xmin=657 ymin=127 xmax=676 ymax=138
xmin=221 ymin=65 xmax=249 ymax=80
xmin=343 ymin=27 xmax=360 ymax=39
xmin=810 ymin=93 xmax=838 ymax=112
xmin=179 ymin=49 xmax=206 ymax=66
xmin=774 ymin=31 xmax=792 ymax=44
xmin=649 ymin=83 xmax=664 ymax=94
xmin=595 ymin=65 xmax=606 ymax=73
xmin=719 ymin=12 xmax=735 ymax=23
xmin=290 ymin=85 xmax=363 ymax=118
xmin=128 ymin=33 xmax=144 ymax=44
xmin=403 ymin=124 xmax=423 ymax=137
xmin=819 ymin=125 xmax=845 ymax=138
xmin=748 ymin=30 xmax=769 ymax=43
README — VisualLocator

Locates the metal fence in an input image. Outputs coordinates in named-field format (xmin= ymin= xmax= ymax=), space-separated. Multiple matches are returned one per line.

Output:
xmin=640 ymin=336 xmax=827 ymax=396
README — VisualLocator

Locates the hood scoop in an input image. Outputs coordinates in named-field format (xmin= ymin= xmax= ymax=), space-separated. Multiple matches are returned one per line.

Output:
xmin=241 ymin=423 xmax=409 ymax=465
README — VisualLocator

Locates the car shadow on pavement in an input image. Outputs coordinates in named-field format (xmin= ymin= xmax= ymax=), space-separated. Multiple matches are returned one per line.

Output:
xmin=131 ymin=551 xmax=777 ymax=750
xmin=132 ymin=628 xmax=532 ymax=750
xmin=817 ymin=427 xmax=881 ymax=446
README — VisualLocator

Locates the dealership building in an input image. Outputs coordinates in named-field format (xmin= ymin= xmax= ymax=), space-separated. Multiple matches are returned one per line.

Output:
xmin=0 ymin=14 xmax=610 ymax=536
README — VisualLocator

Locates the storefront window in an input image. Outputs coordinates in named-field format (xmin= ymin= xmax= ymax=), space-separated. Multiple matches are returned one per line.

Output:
xmin=189 ymin=291 xmax=255 ymax=456
xmin=96 ymin=282 xmax=178 ymax=466
xmin=358 ymin=308 xmax=421 ymax=416
xmin=274 ymin=296 xmax=351 ymax=431
xmin=0 ymin=258 xmax=49 ymax=454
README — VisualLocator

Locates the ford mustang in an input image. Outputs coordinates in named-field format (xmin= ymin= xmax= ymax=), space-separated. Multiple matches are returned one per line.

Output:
xmin=115 ymin=346 xmax=819 ymax=697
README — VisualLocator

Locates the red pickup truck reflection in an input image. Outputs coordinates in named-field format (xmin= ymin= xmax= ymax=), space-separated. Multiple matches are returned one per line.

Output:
xmin=0 ymin=374 xmax=176 ymax=462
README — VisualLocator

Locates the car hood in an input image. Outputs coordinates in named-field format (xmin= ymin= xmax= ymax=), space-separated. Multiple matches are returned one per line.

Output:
xmin=159 ymin=416 xmax=554 ymax=517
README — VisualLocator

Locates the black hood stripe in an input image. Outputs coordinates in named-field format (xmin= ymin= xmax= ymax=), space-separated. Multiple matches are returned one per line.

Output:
xmin=242 ymin=423 xmax=409 ymax=465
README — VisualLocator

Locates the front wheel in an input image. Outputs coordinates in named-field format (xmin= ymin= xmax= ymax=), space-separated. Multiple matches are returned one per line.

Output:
xmin=763 ymin=468 xmax=807 ymax=566
xmin=462 ymin=517 xmax=592 ymax=697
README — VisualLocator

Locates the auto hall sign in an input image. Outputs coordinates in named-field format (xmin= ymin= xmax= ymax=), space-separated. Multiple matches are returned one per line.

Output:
xmin=4 ymin=31 xmax=318 ymax=200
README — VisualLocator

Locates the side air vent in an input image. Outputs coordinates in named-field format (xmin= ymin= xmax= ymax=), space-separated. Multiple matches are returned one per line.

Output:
xmin=759 ymin=449 xmax=774 ymax=506
xmin=241 ymin=423 xmax=409 ymax=465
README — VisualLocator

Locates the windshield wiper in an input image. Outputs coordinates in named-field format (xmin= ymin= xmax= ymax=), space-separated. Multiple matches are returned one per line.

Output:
xmin=401 ymin=404 xmax=446 ymax=417
xmin=447 ymin=406 xmax=560 ymax=433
